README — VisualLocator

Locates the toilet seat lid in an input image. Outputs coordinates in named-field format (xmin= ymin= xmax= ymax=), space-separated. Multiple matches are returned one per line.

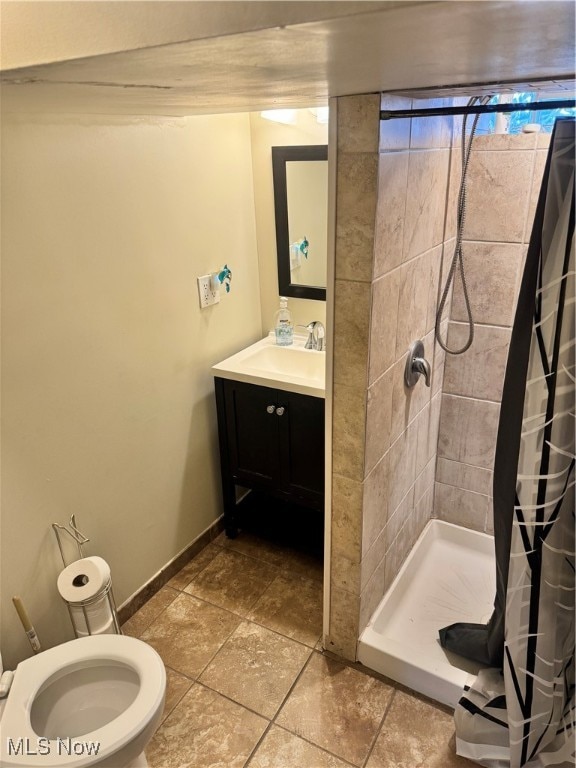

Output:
xmin=0 ymin=635 xmax=165 ymax=768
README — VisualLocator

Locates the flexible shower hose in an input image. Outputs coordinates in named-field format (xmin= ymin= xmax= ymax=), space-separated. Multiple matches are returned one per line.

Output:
xmin=435 ymin=95 xmax=493 ymax=355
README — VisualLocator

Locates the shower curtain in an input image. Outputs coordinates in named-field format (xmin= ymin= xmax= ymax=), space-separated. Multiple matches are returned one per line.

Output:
xmin=441 ymin=118 xmax=575 ymax=767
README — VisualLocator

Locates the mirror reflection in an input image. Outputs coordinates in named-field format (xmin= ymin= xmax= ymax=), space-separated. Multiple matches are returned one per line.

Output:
xmin=272 ymin=145 xmax=328 ymax=301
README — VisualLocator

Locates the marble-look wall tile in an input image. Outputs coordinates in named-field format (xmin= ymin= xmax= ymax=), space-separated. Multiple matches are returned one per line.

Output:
xmin=426 ymin=245 xmax=444 ymax=334
xmin=436 ymin=457 xmax=493 ymax=496
xmin=365 ymin=366 xmax=393 ymax=474
xmin=388 ymin=424 xmax=418 ymax=512
xmin=362 ymin=452 xmax=390 ymax=556
xmin=415 ymin=456 xmax=435 ymax=502
xmin=331 ymin=552 xmax=361 ymax=595
xmin=471 ymin=133 xmax=538 ymax=151
xmin=379 ymin=94 xmax=412 ymax=151
xmin=386 ymin=485 xmax=415 ymax=550
xmin=390 ymin=351 xmax=429 ymax=445
xmin=414 ymin=402 xmax=432 ymax=477
xmin=410 ymin=99 xmax=453 ymax=149
xmin=334 ymin=279 xmax=371 ymax=387
xmin=373 ymin=152 xmax=409 ymax=277
xmin=395 ymin=254 xmax=431 ymax=357
xmin=332 ymin=473 xmax=363 ymax=562
xmin=443 ymin=323 xmax=511 ymax=401
xmin=524 ymin=149 xmax=549 ymax=243
xmin=360 ymin=522 xmax=387 ymax=592
xmin=426 ymin=390 xmax=442 ymax=465
xmin=359 ymin=554 xmax=386 ymax=631
xmin=368 ymin=269 xmax=400 ymax=384
xmin=434 ymin=482 xmax=490 ymax=533
xmin=327 ymin=587 xmax=360 ymax=660
xmin=337 ymin=94 xmax=381 ymax=153
xmin=536 ymin=132 xmax=552 ymax=150
xmin=332 ymin=383 xmax=366 ymax=481
xmin=465 ymin=150 xmax=533 ymax=243
xmin=444 ymin=151 xmax=462 ymax=242
xmin=335 ymin=153 xmax=379 ymax=282
xmin=450 ymin=241 xmax=523 ymax=327
xmin=415 ymin=485 xmax=434 ymax=538
xmin=438 ymin=394 xmax=500 ymax=469
xmin=403 ymin=149 xmax=450 ymax=261
xmin=384 ymin=504 xmax=414 ymax=591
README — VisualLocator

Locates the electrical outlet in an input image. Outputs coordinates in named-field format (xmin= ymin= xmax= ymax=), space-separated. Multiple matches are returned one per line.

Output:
xmin=197 ymin=274 xmax=220 ymax=309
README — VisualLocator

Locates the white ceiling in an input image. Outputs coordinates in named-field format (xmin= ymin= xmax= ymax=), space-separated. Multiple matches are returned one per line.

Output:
xmin=1 ymin=1 xmax=574 ymax=115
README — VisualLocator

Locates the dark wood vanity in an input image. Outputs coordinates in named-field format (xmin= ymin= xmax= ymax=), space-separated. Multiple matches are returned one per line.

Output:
xmin=214 ymin=378 xmax=325 ymax=538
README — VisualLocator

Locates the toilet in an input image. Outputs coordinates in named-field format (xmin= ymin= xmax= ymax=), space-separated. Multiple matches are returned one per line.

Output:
xmin=0 ymin=634 xmax=166 ymax=768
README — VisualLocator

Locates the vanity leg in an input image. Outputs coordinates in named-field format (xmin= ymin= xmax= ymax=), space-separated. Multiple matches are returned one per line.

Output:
xmin=223 ymin=482 xmax=238 ymax=539
xmin=215 ymin=377 xmax=239 ymax=538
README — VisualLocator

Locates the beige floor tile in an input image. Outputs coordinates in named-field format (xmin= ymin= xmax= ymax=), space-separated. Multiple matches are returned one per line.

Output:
xmin=215 ymin=530 xmax=287 ymax=568
xmin=121 ymin=587 xmax=179 ymax=638
xmin=141 ymin=593 xmax=240 ymax=678
xmin=248 ymin=725 xmax=352 ymax=768
xmin=248 ymin=572 xmax=323 ymax=647
xmin=146 ymin=683 xmax=267 ymax=768
xmin=276 ymin=653 xmax=393 ymax=766
xmin=166 ymin=543 xmax=220 ymax=591
xmin=366 ymin=691 xmax=474 ymax=768
xmin=280 ymin=547 xmax=324 ymax=582
xmin=216 ymin=529 xmax=323 ymax=581
xmin=199 ymin=621 xmax=311 ymax=718
xmin=161 ymin=668 xmax=193 ymax=724
xmin=184 ymin=548 xmax=279 ymax=615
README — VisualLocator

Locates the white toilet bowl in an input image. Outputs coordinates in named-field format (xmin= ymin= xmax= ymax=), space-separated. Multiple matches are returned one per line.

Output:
xmin=0 ymin=635 xmax=166 ymax=768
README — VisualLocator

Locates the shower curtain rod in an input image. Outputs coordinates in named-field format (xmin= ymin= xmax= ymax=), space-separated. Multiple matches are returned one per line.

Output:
xmin=380 ymin=99 xmax=576 ymax=120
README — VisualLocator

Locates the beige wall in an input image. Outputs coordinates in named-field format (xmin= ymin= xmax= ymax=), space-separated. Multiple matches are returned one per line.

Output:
xmin=436 ymin=131 xmax=551 ymax=532
xmin=1 ymin=111 xmax=262 ymax=668
xmin=327 ymin=95 xmax=455 ymax=658
xmin=249 ymin=110 xmax=328 ymax=334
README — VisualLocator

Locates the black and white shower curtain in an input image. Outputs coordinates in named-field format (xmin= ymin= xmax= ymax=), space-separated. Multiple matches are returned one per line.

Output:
xmin=443 ymin=119 xmax=575 ymax=767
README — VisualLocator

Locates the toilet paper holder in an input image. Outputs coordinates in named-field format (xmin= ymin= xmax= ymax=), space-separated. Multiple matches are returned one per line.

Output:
xmin=52 ymin=515 xmax=121 ymax=637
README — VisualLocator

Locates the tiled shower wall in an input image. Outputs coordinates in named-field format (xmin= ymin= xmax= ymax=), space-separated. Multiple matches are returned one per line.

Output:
xmin=327 ymin=94 xmax=457 ymax=659
xmin=435 ymin=131 xmax=551 ymax=533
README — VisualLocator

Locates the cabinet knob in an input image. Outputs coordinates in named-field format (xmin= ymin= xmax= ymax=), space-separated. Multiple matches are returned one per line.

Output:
xmin=275 ymin=406 xmax=285 ymax=416
xmin=266 ymin=405 xmax=276 ymax=414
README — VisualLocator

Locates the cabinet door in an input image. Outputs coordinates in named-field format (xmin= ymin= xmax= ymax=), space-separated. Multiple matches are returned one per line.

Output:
xmin=277 ymin=390 xmax=325 ymax=506
xmin=223 ymin=380 xmax=279 ymax=489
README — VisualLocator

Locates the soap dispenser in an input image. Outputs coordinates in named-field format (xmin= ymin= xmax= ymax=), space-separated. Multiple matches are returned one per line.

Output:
xmin=274 ymin=297 xmax=294 ymax=346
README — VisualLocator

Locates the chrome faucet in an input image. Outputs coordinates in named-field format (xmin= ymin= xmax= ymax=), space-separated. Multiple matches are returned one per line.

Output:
xmin=404 ymin=339 xmax=431 ymax=388
xmin=300 ymin=321 xmax=326 ymax=351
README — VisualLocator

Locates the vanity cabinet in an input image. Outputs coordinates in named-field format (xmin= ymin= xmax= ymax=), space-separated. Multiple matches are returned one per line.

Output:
xmin=214 ymin=378 xmax=325 ymax=537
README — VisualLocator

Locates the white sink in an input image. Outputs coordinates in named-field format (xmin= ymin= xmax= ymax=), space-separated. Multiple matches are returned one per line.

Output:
xmin=211 ymin=334 xmax=326 ymax=398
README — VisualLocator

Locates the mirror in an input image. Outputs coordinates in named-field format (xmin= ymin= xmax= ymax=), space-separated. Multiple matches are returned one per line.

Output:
xmin=272 ymin=145 xmax=328 ymax=301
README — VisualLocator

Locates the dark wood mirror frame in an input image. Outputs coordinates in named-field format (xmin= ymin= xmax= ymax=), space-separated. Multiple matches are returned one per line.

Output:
xmin=272 ymin=145 xmax=328 ymax=301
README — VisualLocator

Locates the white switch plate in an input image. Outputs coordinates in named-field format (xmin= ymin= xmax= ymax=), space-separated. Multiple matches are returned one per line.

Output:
xmin=197 ymin=274 xmax=220 ymax=308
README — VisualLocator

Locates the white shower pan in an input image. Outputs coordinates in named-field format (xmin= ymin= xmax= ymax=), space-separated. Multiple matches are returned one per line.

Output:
xmin=358 ymin=519 xmax=496 ymax=708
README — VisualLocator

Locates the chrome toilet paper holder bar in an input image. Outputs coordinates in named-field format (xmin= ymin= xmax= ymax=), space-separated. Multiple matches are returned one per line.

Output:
xmin=52 ymin=515 xmax=121 ymax=636
xmin=52 ymin=514 xmax=90 ymax=568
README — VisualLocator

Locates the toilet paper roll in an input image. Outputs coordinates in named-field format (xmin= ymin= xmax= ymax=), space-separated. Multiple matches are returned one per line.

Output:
xmin=57 ymin=556 xmax=114 ymax=636
xmin=70 ymin=598 xmax=115 ymax=637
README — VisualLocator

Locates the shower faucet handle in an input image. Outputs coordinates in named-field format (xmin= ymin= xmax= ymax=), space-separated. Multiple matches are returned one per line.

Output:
xmin=405 ymin=340 xmax=431 ymax=388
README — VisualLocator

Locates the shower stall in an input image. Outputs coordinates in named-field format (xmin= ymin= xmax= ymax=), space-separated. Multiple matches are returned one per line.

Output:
xmin=327 ymin=88 xmax=574 ymax=766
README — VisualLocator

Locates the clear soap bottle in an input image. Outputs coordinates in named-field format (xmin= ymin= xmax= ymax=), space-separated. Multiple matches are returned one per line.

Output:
xmin=274 ymin=297 xmax=294 ymax=346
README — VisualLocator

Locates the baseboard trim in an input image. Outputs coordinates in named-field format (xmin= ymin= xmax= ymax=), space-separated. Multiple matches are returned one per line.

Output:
xmin=117 ymin=515 xmax=224 ymax=625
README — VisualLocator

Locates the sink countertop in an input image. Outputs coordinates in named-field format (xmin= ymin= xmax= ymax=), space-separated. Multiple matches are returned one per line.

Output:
xmin=211 ymin=333 xmax=326 ymax=398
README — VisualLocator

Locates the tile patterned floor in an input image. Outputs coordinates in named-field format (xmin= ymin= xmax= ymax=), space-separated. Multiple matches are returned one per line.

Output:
xmin=123 ymin=530 xmax=474 ymax=768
